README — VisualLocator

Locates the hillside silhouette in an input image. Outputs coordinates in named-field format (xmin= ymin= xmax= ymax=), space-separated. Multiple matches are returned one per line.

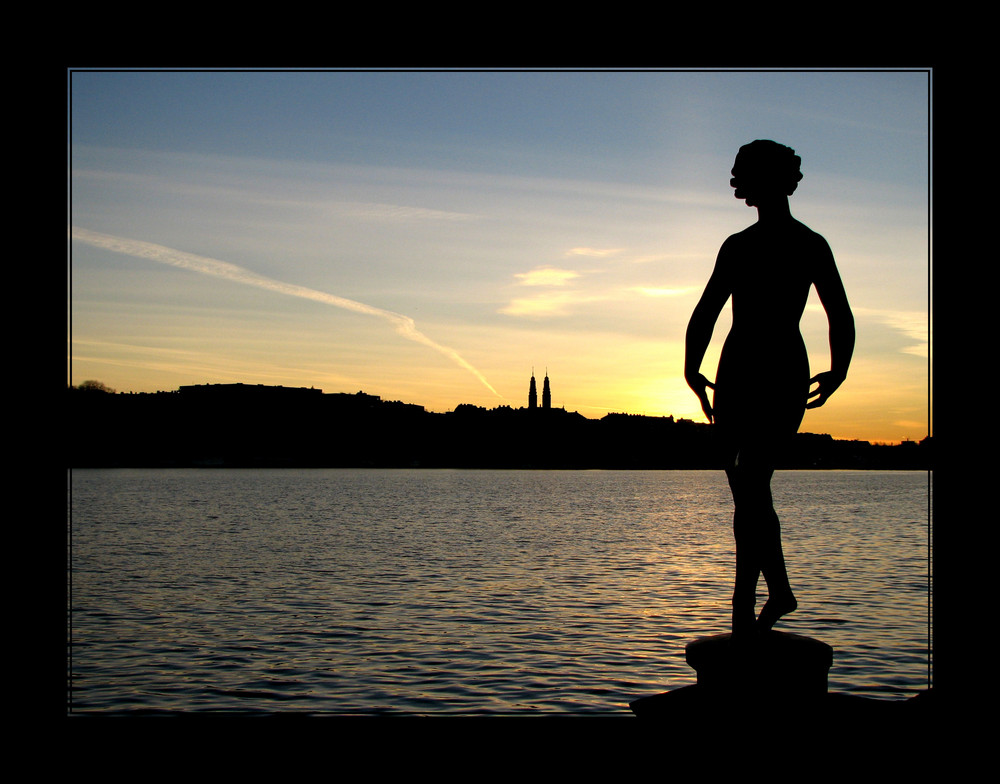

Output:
xmin=68 ymin=381 xmax=930 ymax=470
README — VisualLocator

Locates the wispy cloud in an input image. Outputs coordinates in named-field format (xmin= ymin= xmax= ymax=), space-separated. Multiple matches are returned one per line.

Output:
xmin=502 ymin=256 xmax=700 ymax=317
xmin=70 ymin=338 xmax=285 ymax=381
xmin=513 ymin=267 xmax=581 ymax=287
xmin=71 ymin=227 xmax=502 ymax=398
xmin=504 ymin=262 xmax=594 ymax=316
xmin=631 ymin=286 xmax=699 ymax=298
xmin=327 ymin=200 xmax=476 ymax=223
xmin=499 ymin=292 xmax=611 ymax=317
xmin=807 ymin=303 xmax=929 ymax=358
xmin=565 ymin=247 xmax=623 ymax=258
xmin=878 ymin=309 xmax=929 ymax=358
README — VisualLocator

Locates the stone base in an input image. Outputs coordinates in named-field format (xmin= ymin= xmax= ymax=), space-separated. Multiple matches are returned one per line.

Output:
xmin=629 ymin=631 xmax=931 ymax=734
xmin=685 ymin=631 xmax=833 ymax=700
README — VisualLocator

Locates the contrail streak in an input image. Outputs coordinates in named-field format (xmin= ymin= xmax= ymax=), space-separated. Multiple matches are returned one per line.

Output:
xmin=71 ymin=227 xmax=502 ymax=398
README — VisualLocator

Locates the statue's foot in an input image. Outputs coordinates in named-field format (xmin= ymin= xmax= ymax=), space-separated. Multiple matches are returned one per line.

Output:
xmin=756 ymin=594 xmax=797 ymax=632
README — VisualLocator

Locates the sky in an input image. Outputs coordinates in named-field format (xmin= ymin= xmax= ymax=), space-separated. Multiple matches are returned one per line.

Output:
xmin=68 ymin=69 xmax=930 ymax=444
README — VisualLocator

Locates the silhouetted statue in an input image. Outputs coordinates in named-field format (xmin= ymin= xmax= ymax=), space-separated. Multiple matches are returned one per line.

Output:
xmin=685 ymin=140 xmax=855 ymax=638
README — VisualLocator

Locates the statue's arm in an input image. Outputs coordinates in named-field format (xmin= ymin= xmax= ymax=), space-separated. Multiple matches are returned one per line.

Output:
xmin=685 ymin=241 xmax=734 ymax=421
xmin=807 ymin=237 xmax=855 ymax=409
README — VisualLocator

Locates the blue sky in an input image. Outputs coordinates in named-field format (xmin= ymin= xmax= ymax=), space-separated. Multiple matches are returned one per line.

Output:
xmin=69 ymin=68 xmax=930 ymax=442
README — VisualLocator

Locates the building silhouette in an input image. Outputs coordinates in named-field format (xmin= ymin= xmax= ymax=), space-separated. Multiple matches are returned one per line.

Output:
xmin=528 ymin=370 xmax=553 ymax=410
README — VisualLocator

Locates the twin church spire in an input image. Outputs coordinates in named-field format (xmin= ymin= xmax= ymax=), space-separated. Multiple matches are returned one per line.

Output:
xmin=528 ymin=369 xmax=551 ymax=411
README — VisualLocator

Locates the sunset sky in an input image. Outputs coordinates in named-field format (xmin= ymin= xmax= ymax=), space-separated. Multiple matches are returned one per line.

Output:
xmin=69 ymin=69 xmax=930 ymax=444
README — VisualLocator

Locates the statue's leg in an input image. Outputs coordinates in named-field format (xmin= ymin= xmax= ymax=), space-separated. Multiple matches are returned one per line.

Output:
xmin=728 ymin=452 xmax=797 ymax=633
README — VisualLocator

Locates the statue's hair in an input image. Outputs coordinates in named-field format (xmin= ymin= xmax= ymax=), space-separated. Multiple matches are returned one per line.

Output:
xmin=730 ymin=140 xmax=803 ymax=199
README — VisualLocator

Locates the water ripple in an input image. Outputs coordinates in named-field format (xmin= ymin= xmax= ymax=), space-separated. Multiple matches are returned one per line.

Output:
xmin=69 ymin=468 xmax=930 ymax=714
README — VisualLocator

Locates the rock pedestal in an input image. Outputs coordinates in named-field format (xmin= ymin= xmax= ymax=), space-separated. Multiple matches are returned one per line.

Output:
xmin=630 ymin=630 xmax=834 ymax=719
xmin=686 ymin=631 xmax=833 ymax=700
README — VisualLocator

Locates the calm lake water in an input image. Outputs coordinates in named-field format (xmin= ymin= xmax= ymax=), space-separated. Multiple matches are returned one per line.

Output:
xmin=68 ymin=468 xmax=931 ymax=715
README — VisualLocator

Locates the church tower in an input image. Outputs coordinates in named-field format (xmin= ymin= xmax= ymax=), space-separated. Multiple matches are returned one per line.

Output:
xmin=542 ymin=370 xmax=551 ymax=410
xmin=528 ymin=371 xmax=538 ymax=409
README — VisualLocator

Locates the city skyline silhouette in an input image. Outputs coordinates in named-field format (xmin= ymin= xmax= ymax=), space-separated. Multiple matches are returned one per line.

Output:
xmin=68 ymin=373 xmax=929 ymax=471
